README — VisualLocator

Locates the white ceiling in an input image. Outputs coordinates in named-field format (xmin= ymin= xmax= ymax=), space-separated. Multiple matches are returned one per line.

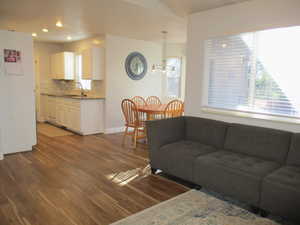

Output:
xmin=0 ymin=0 xmax=250 ymax=43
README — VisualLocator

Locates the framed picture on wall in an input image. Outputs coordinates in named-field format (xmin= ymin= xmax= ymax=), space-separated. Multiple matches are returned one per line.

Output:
xmin=3 ymin=49 xmax=23 ymax=75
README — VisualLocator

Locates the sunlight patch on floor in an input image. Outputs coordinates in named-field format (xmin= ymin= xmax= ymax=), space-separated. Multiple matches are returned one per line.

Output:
xmin=107 ymin=165 xmax=151 ymax=186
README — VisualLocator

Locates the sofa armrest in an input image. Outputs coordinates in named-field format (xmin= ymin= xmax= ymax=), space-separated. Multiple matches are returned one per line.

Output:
xmin=146 ymin=117 xmax=185 ymax=167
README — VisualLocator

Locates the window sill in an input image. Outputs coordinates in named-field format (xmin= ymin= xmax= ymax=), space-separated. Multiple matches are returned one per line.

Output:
xmin=201 ymin=107 xmax=300 ymax=125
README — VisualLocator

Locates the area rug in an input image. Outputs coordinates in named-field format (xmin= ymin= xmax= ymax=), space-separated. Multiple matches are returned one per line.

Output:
xmin=111 ymin=189 xmax=295 ymax=225
xmin=37 ymin=123 xmax=74 ymax=137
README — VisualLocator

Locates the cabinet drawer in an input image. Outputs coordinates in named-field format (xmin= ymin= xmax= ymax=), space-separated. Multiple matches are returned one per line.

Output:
xmin=68 ymin=99 xmax=80 ymax=108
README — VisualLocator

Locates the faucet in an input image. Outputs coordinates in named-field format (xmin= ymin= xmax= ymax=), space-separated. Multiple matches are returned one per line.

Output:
xmin=76 ymin=82 xmax=87 ymax=97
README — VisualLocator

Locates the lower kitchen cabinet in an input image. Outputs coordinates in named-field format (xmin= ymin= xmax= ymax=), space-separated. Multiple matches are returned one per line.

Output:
xmin=42 ymin=95 xmax=104 ymax=135
xmin=47 ymin=96 xmax=57 ymax=123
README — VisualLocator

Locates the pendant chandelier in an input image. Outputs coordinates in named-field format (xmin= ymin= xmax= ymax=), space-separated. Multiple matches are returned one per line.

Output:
xmin=152 ymin=31 xmax=175 ymax=73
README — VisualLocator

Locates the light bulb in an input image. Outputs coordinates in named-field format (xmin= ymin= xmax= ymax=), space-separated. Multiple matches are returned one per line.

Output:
xmin=151 ymin=65 xmax=156 ymax=72
xmin=56 ymin=21 xmax=63 ymax=27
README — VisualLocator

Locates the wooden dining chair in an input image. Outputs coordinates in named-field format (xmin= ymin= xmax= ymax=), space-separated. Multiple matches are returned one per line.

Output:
xmin=132 ymin=96 xmax=147 ymax=106
xmin=163 ymin=99 xmax=184 ymax=119
xmin=146 ymin=96 xmax=162 ymax=105
xmin=121 ymin=99 xmax=146 ymax=148
xmin=132 ymin=96 xmax=147 ymax=122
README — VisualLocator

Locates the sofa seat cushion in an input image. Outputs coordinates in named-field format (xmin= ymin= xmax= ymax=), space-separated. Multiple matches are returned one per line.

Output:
xmin=193 ymin=150 xmax=280 ymax=205
xmin=158 ymin=141 xmax=217 ymax=182
xmin=264 ymin=166 xmax=300 ymax=186
xmin=261 ymin=166 xmax=300 ymax=222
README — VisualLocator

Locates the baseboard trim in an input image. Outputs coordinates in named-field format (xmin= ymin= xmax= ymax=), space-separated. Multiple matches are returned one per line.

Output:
xmin=105 ymin=127 xmax=125 ymax=134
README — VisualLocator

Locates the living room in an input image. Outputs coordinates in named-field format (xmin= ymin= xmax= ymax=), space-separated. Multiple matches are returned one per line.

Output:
xmin=0 ymin=0 xmax=300 ymax=225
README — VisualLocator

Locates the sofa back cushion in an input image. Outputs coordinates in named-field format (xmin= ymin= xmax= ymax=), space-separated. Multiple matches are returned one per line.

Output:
xmin=185 ymin=117 xmax=228 ymax=148
xmin=224 ymin=124 xmax=291 ymax=163
xmin=287 ymin=133 xmax=300 ymax=166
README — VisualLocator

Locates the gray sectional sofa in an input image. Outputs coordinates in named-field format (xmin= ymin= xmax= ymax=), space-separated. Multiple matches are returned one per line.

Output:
xmin=146 ymin=116 xmax=300 ymax=222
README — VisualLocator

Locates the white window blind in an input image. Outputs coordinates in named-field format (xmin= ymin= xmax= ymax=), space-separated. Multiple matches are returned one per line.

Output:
xmin=166 ymin=57 xmax=182 ymax=98
xmin=205 ymin=26 xmax=300 ymax=119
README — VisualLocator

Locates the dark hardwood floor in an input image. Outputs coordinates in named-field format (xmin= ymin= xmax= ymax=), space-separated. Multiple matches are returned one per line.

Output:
xmin=0 ymin=129 xmax=188 ymax=225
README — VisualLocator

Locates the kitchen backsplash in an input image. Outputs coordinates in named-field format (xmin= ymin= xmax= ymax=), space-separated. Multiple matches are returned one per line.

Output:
xmin=40 ymin=79 xmax=105 ymax=97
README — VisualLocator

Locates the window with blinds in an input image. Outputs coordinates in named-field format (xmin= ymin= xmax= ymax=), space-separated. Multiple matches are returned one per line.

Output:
xmin=166 ymin=57 xmax=182 ymax=98
xmin=204 ymin=26 xmax=300 ymax=119
xmin=75 ymin=54 xmax=91 ymax=90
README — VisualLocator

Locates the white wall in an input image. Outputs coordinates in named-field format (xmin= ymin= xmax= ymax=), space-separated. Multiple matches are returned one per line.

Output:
xmin=0 ymin=129 xmax=3 ymax=160
xmin=105 ymin=34 xmax=162 ymax=132
xmin=34 ymin=42 xmax=63 ymax=121
xmin=186 ymin=0 xmax=300 ymax=132
xmin=0 ymin=30 xmax=36 ymax=156
xmin=34 ymin=42 xmax=63 ymax=93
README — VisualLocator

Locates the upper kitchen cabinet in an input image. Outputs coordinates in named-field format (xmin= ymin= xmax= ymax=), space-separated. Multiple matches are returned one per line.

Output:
xmin=51 ymin=52 xmax=75 ymax=80
xmin=82 ymin=47 xmax=105 ymax=80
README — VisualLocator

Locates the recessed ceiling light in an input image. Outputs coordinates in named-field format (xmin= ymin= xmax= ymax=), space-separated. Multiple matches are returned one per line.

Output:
xmin=56 ymin=21 xmax=63 ymax=27
xmin=32 ymin=33 xmax=37 ymax=37
xmin=67 ymin=36 xmax=72 ymax=40
xmin=42 ymin=28 xmax=49 ymax=32
xmin=222 ymin=43 xmax=227 ymax=48
xmin=93 ymin=40 xmax=101 ymax=45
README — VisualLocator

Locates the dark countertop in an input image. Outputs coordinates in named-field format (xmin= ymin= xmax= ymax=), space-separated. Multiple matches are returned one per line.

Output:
xmin=41 ymin=93 xmax=105 ymax=100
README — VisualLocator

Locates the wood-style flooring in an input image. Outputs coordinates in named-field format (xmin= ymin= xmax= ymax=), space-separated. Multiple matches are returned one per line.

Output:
xmin=37 ymin=123 xmax=74 ymax=137
xmin=0 ymin=126 xmax=188 ymax=225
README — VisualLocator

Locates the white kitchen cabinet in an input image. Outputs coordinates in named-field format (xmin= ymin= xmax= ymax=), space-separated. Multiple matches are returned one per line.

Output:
xmin=50 ymin=52 xmax=75 ymax=80
xmin=64 ymin=98 xmax=81 ymax=132
xmin=69 ymin=106 xmax=80 ymax=132
xmin=40 ymin=95 xmax=49 ymax=121
xmin=82 ymin=47 xmax=104 ymax=80
xmin=56 ymin=98 xmax=66 ymax=126
xmin=43 ymin=95 xmax=104 ymax=135
xmin=80 ymin=100 xmax=104 ymax=135
xmin=47 ymin=96 xmax=57 ymax=123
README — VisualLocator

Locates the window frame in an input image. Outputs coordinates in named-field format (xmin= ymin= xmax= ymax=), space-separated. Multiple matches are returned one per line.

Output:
xmin=201 ymin=29 xmax=300 ymax=124
xmin=166 ymin=56 xmax=183 ymax=99
xmin=75 ymin=53 xmax=91 ymax=91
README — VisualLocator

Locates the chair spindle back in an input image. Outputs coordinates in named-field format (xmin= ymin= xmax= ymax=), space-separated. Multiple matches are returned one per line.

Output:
xmin=163 ymin=99 xmax=184 ymax=119
xmin=146 ymin=96 xmax=162 ymax=105
xmin=121 ymin=99 xmax=139 ymax=126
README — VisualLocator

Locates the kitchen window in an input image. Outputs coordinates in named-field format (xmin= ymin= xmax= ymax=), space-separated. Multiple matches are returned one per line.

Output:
xmin=75 ymin=54 xmax=91 ymax=90
xmin=166 ymin=57 xmax=182 ymax=98
xmin=204 ymin=26 xmax=300 ymax=119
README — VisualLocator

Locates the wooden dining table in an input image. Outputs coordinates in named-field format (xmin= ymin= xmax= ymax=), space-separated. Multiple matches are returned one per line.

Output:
xmin=137 ymin=104 xmax=168 ymax=120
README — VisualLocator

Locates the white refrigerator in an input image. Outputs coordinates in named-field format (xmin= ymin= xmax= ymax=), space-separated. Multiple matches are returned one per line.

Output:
xmin=0 ymin=30 xmax=37 ymax=159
